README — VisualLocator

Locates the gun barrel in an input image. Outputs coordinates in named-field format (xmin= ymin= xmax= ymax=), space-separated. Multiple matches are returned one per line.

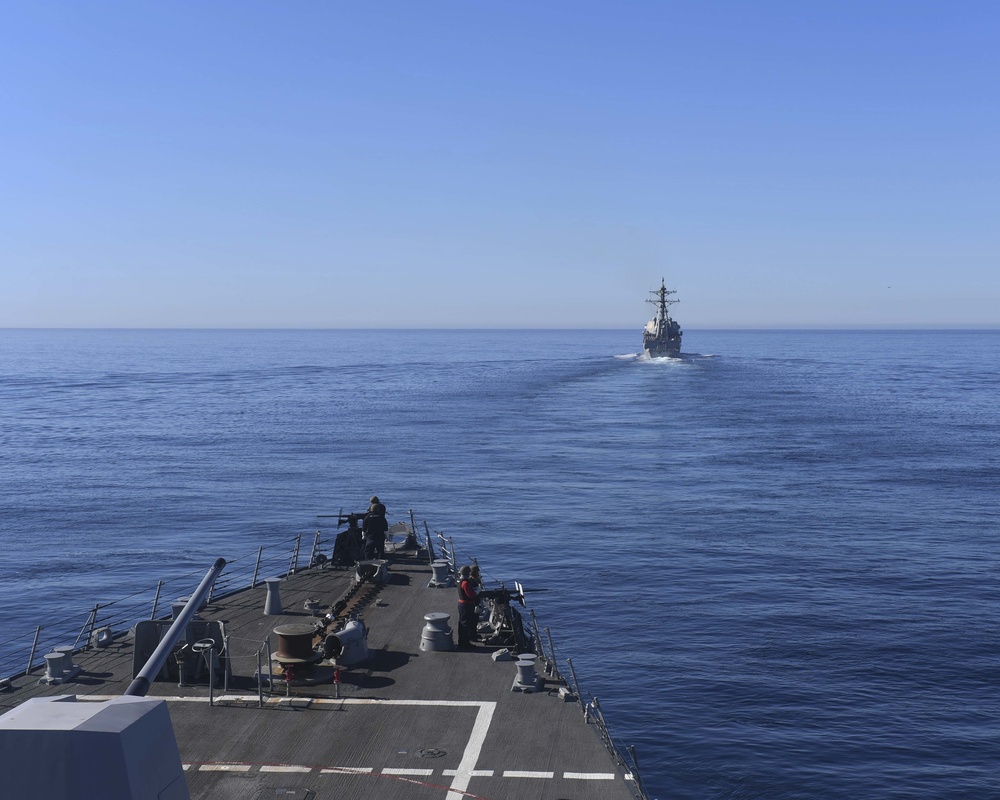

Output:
xmin=125 ymin=557 xmax=227 ymax=697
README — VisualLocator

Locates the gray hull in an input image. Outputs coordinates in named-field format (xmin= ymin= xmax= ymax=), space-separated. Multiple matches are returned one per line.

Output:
xmin=643 ymin=334 xmax=681 ymax=357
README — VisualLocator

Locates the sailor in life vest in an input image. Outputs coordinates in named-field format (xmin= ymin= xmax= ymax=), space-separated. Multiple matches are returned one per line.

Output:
xmin=457 ymin=565 xmax=480 ymax=647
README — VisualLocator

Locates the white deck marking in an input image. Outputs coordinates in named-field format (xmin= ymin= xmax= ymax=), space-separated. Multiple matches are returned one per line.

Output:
xmin=565 ymin=771 xmax=617 ymax=780
xmin=259 ymin=765 xmax=312 ymax=773
xmin=502 ymin=770 xmax=555 ymax=778
xmin=442 ymin=769 xmax=494 ymax=777
xmin=382 ymin=768 xmax=434 ymax=776
xmin=445 ymin=700 xmax=496 ymax=800
xmin=320 ymin=766 xmax=374 ymax=774
xmin=198 ymin=764 xmax=252 ymax=772
xmin=84 ymin=694 xmax=488 ymax=708
xmin=91 ymin=695 xmax=597 ymax=793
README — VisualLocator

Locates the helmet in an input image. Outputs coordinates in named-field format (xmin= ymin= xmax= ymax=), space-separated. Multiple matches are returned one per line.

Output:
xmin=369 ymin=495 xmax=380 ymax=504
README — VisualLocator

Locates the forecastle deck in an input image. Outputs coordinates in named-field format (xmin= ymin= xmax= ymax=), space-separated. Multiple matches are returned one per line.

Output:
xmin=2 ymin=535 xmax=643 ymax=800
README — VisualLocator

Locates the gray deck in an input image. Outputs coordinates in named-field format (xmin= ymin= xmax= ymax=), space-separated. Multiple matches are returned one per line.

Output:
xmin=5 ymin=544 xmax=639 ymax=800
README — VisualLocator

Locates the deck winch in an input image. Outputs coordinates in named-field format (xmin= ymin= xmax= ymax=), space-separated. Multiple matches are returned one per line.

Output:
xmin=322 ymin=618 xmax=370 ymax=666
xmin=273 ymin=623 xmax=323 ymax=665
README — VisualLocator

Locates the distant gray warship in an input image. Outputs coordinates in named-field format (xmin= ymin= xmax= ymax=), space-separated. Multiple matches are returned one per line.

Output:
xmin=643 ymin=278 xmax=682 ymax=356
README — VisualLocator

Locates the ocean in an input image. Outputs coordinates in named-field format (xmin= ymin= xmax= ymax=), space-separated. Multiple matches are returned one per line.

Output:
xmin=1 ymin=328 xmax=998 ymax=799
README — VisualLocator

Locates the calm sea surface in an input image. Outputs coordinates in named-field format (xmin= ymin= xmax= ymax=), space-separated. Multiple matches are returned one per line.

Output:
xmin=1 ymin=329 xmax=998 ymax=799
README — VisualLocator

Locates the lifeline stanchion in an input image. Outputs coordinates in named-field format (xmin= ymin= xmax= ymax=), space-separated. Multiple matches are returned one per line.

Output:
xmin=75 ymin=605 xmax=99 ymax=652
xmin=265 ymin=635 xmax=274 ymax=690
xmin=527 ymin=610 xmax=548 ymax=672
xmin=545 ymin=626 xmax=562 ymax=680
xmin=288 ymin=534 xmax=302 ymax=575
xmin=423 ymin=521 xmax=436 ymax=562
xmin=256 ymin=649 xmax=264 ymax=707
xmin=251 ymin=546 xmax=263 ymax=589
xmin=191 ymin=640 xmax=215 ymax=706
xmin=25 ymin=626 xmax=41 ymax=676
xmin=627 ymin=744 xmax=650 ymax=800
xmin=566 ymin=657 xmax=584 ymax=717
xmin=310 ymin=531 xmax=321 ymax=567
xmin=150 ymin=581 xmax=164 ymax=620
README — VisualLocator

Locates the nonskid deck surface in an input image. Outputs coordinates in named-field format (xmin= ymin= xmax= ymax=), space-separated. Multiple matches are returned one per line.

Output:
xmin=8 ymin=547 xmax=637 ymax=800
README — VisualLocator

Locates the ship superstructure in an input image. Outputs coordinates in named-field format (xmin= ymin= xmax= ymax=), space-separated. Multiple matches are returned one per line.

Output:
xmin=643 ymin=278 xmax=682 ymax=356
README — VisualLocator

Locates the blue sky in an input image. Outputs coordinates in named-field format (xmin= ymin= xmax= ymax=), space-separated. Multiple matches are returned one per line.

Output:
xmin=2 ymin=1 xmax=997 ymax=328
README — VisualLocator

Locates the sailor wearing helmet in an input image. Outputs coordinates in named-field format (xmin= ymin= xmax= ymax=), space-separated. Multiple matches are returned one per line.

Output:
xmin=457 ymin=565 xmax=480 ymax=647
xmin=362 ymin=495 xmax=389 ymax=560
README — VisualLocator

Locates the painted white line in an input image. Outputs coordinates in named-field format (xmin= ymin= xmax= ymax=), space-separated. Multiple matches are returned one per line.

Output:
xmin=320 ymin=767 xmax=374 ymax=774
xmin=565 ymin=771 xmax=617 ymax=780
xmin=260 ymin=765 xmax=312 ymax=773
xmin=83 ymin=694 xmax=491 ymax=709
xmin=198 ymin=764 xmax=252 ymax=772
xmin=279 ymin=697 xmax=490 ymax=708
xmin=503 ymin=770 xmax=555 ymax=779
xmin=443 ymin=769 xmax=494 ymax=777
xmin=382 ymin=768 xmax=434 ymax=776
xmin=446 ymin=701 xmax=496 ymax=800
xmin=100 ymin=694 xmax=506 ymax=796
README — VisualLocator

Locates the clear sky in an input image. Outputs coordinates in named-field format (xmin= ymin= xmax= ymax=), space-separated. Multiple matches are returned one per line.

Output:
xmin=2 ymin=1 xmax=997 ymax=328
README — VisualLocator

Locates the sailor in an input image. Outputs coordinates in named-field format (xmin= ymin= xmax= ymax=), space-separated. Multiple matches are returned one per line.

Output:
xmin=457 ymin=565 xmax=480 ymax=647
xmin=362 ymin=496 xmax=389 ymax=560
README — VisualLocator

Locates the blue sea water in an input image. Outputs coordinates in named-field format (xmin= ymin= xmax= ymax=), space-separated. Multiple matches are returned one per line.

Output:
xmin=1 ymin=328 xmax=998 ymax=799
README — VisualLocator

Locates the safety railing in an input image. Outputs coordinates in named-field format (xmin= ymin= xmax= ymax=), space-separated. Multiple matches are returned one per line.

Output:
xmin=524 ymin=598 xmax=652 ymax=800
xmin=0 ymin=530 xmax=333 ymax=684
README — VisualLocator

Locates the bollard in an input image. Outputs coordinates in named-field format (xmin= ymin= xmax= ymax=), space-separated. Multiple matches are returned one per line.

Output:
xmin=264 ymin=577 xmax=283 ymax=615
xmin=419 ymin=612 xmax=454 ymax=652
xmin=428 ymin=560 xmax=452 ymax=587
xmin=512 ymin=653 xmax=540 ymax=692
xmin=53 ymin=646 xmax=75 ymax=673
xmin=43 ymin=653 xmax=64 ymax=683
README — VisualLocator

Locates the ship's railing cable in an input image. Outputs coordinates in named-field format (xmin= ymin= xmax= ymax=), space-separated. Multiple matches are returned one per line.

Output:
xmin=309 ymin=531 xmax=321 ymax=570
xmin=436 ymin=534 xmax=487 ymax=578
xmin=423 ymin=521 xmax=436 ymax=562
xmin=0 ymin=531 xmax=312 ymax=683
xmin=224 ymin=635 xmax=274 ymax=706
xmin=525 ymin=609 xmax=553 ymax=676
xmin=565 ymin=678 xmax=650 ymax=800
xmin=287 ymin=533 xmax=302 ymax=575
xmin=434 ymin=531 xmax=456 ymax=573
xmin=626 ymin=744 xmax=650 ymax=800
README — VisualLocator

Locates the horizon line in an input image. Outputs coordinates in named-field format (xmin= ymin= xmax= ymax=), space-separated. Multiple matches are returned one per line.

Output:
xmin=2 ymin=326 xmax=1000 ymax=333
